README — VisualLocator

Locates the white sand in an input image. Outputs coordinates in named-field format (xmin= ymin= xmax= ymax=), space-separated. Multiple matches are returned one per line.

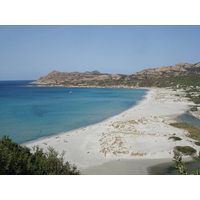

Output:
xmin=24 ymin=88 xmax=200 ymax=174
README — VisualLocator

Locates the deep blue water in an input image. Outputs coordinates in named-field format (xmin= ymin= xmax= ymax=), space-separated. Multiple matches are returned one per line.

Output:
xmin=0 ymin=81 xmax=148 ymax=144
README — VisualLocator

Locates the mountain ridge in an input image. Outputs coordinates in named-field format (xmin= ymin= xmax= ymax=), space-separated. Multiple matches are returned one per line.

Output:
xmin=126 ymin=62 xmax=200 ymax=80
xmin=31 ymin=62 xmax=200 ymax=88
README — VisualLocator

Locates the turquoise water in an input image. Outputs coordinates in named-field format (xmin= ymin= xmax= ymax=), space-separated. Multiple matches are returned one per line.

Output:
xmin=0 ymin=81 xmax=148 ymax=144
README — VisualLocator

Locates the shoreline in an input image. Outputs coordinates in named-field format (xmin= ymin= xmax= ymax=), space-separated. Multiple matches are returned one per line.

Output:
xmin=24 ymin=88 xmax=200 ymax=175
xmin=27 ymin=82 xmax=138 ymax=89
xmin=23 ymin=88 xmax=148 ymax=145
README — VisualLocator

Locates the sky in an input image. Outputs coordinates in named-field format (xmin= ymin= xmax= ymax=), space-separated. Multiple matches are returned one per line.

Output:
xmin=0 ymin=25 xmax=200 ymax=80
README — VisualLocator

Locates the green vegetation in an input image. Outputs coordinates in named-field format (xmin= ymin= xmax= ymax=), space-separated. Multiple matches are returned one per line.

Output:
xmin=173 ymin=151 xmax=200 ymax=175
xmin=174 ymin=146 xmax=197 ymax=156
xmin=185 ymin=88 xmax=200 ymax=104
xmin=168 ymin=136 xmax=182 ymax=141
xmin=170 ymin=122 xmax=200 ymax=141
xmin=125 ymin=74 xmax=200 ymax=88
xmin=195 ymin=141 xmax=200 ymax=146
xmin=0 ymin=135 xmax=80 ymax=175
xmin=173 ymin=151 xmax=188 ymax=174
xmin=190 ymin=106 xmax=198 ymax=112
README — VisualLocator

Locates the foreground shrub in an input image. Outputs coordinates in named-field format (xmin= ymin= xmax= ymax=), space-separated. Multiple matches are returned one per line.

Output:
xmin=195 ymin=141 xmax=200 ymax=146
xmin=0 ymin=135 xmax=80 ymax=175
xmin=190 ymin=106 xmax=198 ymax=112
xmin=174 ymin=146 xmax=197 ymax=156
xmin=173 ymin=151 xmax=200 ymax=175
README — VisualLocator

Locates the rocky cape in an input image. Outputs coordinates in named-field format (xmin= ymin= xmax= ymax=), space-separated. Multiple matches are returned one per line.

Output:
xmin=31 ymin=70 xmax=122 ymax=87
xmin=31 ymin=62 xmax=200 ymax=88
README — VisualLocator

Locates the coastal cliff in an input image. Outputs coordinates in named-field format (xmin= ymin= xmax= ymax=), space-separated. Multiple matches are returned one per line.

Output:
xmin=31 ymin=62 xmax=200 ymax=88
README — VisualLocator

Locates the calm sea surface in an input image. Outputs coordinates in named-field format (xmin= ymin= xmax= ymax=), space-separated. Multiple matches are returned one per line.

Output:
xmin=0 ymin=81 xmax=148 ymax=144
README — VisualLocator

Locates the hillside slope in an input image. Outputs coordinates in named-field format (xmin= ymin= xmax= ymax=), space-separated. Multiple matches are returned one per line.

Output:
xmin=126 ymin=62 xmax=200 ymax=80
xmin=31 ymin=70 xmax=122 ymax=86
xmin=31 ymin=62 xmax=200 ymax=88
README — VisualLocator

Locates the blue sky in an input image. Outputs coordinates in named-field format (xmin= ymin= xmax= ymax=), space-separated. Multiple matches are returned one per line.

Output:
xmin=0 ymin=25 xmax=200 ymax=80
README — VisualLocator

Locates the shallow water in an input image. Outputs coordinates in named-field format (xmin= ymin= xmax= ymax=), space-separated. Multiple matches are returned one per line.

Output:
xmin=177 ymin=112 xmax=200 ymax=126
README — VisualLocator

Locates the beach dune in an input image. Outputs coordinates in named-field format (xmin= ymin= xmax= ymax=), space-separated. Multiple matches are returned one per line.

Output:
xmin=24 ymin=88 xmax=199 ymax=175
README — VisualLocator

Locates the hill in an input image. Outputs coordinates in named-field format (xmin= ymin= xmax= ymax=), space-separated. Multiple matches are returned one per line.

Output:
xmin=31 ymin=70 xmax=123 ymax=87
xmin=126 ymin=62 xmax=200 ymax=80
xmin=125 ymin=62 xmax=200 ymax=88
xmin=31 ymin=62 xmax=200 ymax=88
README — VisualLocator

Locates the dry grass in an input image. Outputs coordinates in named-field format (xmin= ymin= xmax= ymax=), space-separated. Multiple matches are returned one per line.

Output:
xmin=113 ymin=150 xmax=129 ymax=155
xmin=130 ymin=152 xmax=147 ymax=156
xmin=99 ymin=133 xmax=126 ymax=156
xmin=171 ymin=122 xmax=200 ymax=141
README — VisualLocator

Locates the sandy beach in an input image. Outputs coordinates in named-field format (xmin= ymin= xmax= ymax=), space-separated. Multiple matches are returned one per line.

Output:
xmin=24 ymin=88 xmax=199 ymax=175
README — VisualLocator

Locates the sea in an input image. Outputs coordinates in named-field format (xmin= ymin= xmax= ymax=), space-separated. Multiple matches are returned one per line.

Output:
xmin=0 ymin=80 xmax=148 ymax=144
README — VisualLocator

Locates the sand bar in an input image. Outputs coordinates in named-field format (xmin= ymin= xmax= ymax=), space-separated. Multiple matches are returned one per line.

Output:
xmin=24 ymin=88 xmax=199 ymax=174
